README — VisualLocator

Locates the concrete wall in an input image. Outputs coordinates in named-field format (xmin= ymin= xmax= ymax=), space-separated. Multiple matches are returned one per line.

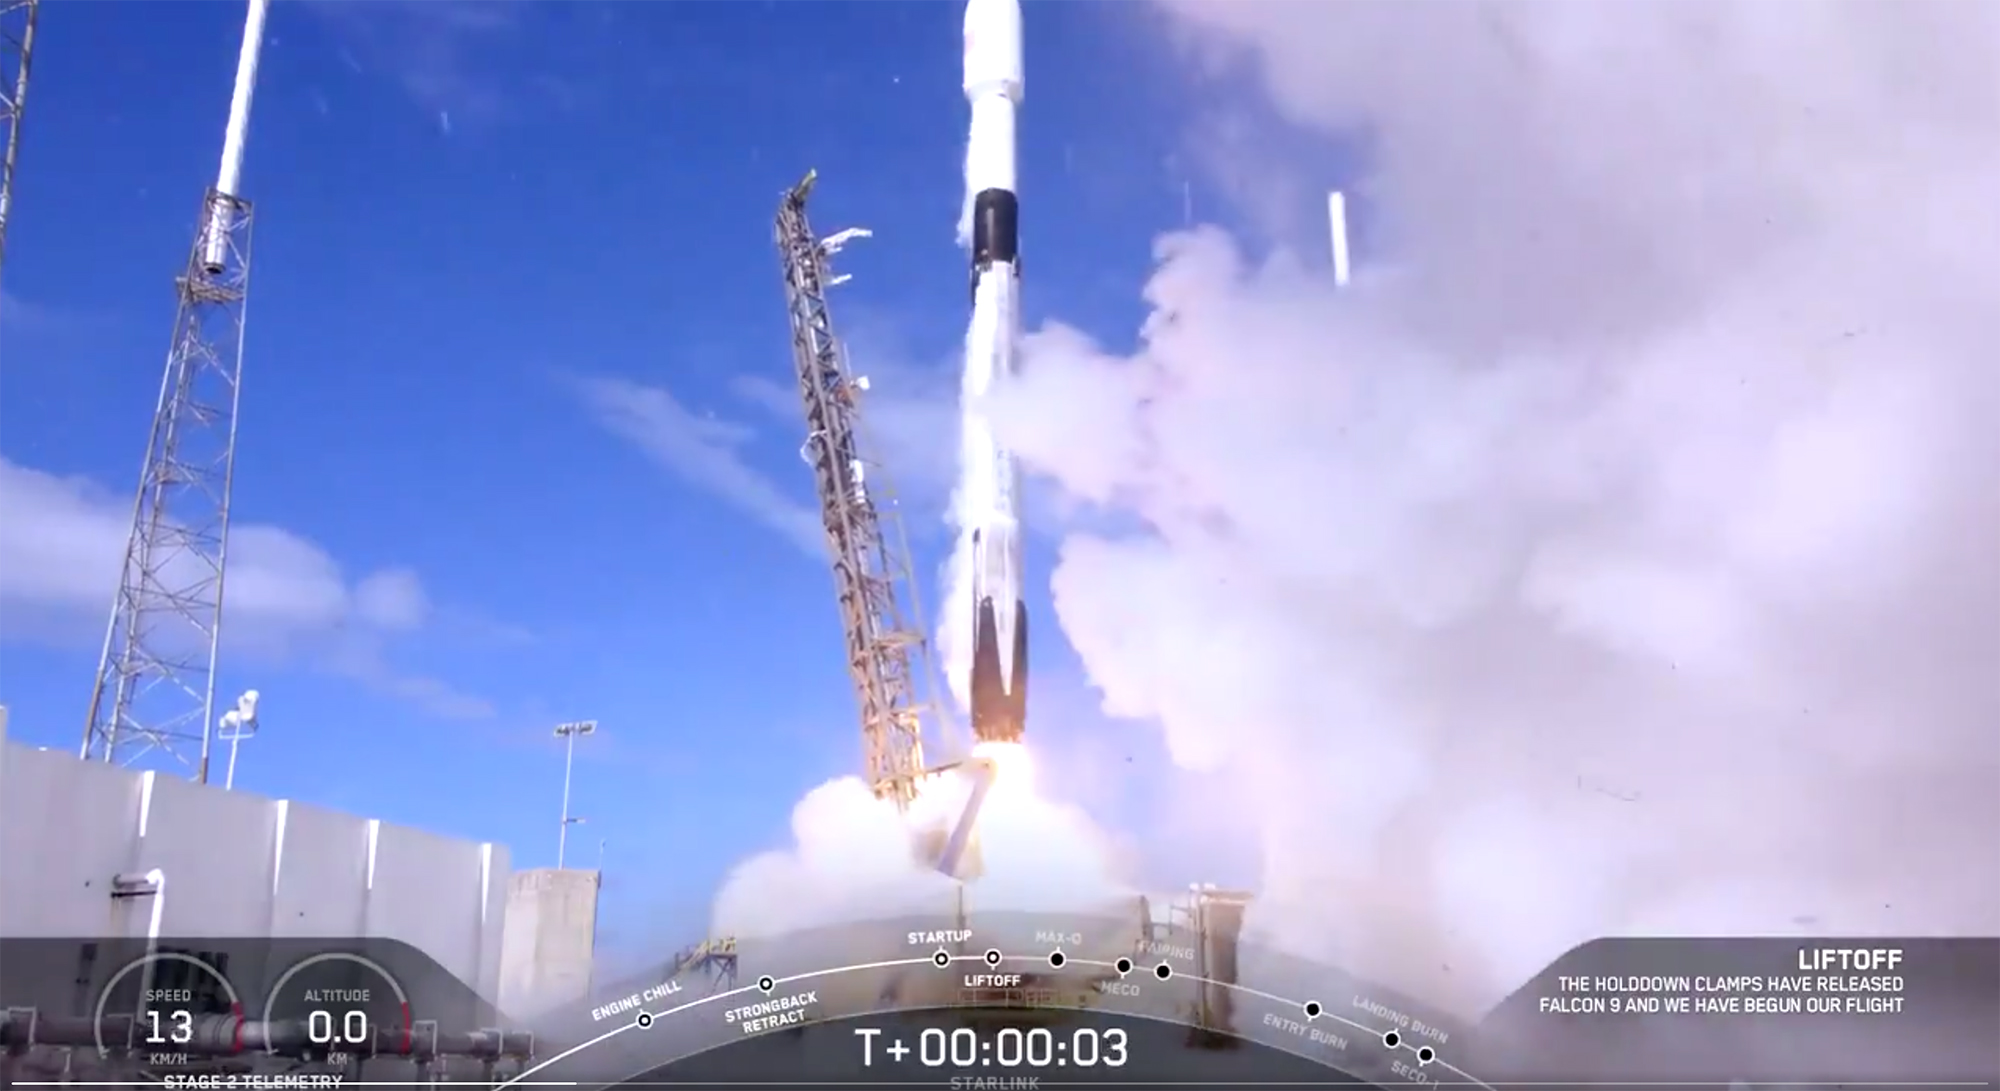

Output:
xmin=496 ymin=868 xmax=600 ymax=1019
xmin=0 ymin=713 xmax=510 ymax=1020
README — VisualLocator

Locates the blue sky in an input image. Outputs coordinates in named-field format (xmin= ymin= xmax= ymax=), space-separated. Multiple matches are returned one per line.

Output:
xmin=0 ymin=0 xmax=1252 ymax=951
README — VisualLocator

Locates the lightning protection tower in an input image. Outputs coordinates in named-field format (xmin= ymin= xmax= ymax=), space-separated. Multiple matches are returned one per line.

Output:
xmin=82 ymin=0 xmax=270 ymax=779
xmin=0 ymin=0 xmax=39 ymax=281
xmin=774 ymin=170 xmax=942 ymax=810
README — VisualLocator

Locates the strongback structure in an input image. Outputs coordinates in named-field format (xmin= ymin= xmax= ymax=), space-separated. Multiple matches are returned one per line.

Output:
xmin=774 ymin=171 xmax=938 ymax=810
xmin=0 ymin=0 xmax=38 ymax=278
xmin=81 ymin=190 xmax=255 ymax=778
xmin=84 ymin=0 xmax=269 ymax=778
xmin=666 ymin=936 xmax=740 ymax=994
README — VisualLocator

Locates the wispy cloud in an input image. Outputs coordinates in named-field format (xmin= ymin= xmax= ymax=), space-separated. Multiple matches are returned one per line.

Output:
xmin=726 ymin=328 xmax=1103 ymax=549
xmin=727 ymin=314 xmax=961 ymax=521
xmin=305 ymin=0 xmax=571 ymax=130
xmin=572 ymin=375 xmax=824 ymax=557
xmin=0 ymin=290 xmax=54 ymax=336
xmin=729 ymin=367 xmax=957 ymax=517
xmin=326 ymin=646 xmax=496 ymax=722
xmin=573 ymin=316 xmax=970 ymax=560
xmin=0 ymin=456 xmax=498 ymax=722
xmin=0 ymin=289 xmax=95 ymax=351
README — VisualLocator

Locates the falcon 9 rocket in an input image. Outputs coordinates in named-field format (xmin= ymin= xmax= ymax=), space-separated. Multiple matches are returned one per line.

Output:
xmin=960 ymin=0 xmax=1027 ymax=746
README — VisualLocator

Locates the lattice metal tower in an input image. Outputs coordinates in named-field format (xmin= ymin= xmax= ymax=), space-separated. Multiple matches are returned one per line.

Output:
xmin=0 ymin=0 xmax=39 ymax=279
xmin=81 ymin=189 xmax=256 ymax=778
xmin=774 ymin=171 xmax=940 ymax=810
xmin=83 ymin=0 xmax=268 ymax=779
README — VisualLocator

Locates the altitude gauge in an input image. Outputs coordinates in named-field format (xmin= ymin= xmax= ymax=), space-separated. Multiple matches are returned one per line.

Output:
xmin=261 ymin=952 xmax=412 ymax=1061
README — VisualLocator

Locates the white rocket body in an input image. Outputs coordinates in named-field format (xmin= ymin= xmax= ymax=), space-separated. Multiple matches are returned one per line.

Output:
xmin=960 ymin=0 xmax=1028 ymax=745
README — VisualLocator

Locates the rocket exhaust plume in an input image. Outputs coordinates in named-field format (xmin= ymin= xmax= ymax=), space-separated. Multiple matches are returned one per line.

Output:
xmin=955 ymin=0 xmax=1028 ymax=746
xmin=982 ymin=0 xmax=2000 ymax=1014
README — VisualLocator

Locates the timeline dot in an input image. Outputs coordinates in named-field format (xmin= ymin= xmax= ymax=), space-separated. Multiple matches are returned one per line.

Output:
xmin=1154 ymin=963 xmax=1173 ymax=981
xmin=1303 ymin=1001 xmax=1322 ymax=1020
xmin=932 ymin=949 xmax=952 ymax=969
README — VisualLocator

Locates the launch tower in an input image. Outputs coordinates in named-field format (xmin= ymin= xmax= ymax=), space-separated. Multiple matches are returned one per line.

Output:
xmin=773 ymin=171 xmax=941 ymax=811
xmin=0 ymin=0 xmax=38 ymax=278
xmin=82 ymin=0 xmax=269 ymax=778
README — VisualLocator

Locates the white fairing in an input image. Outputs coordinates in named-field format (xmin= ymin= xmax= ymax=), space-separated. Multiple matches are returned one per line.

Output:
xmin=962 ymin=0 xmax=1024 ymax=102
xmin=965 ymin=96 xmax=1017 ymax=198
xmin=962 ymin=0 xmax=1021 ymax=203
xmin=962 ymin=264 xmax=1024 ymax=680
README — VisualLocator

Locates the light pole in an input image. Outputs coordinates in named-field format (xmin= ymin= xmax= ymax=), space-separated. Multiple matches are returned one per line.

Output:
xmin=217 ymin=690 xmax=261 ymax=791
xmin=553 ymin=720 xmax=597 ymax=868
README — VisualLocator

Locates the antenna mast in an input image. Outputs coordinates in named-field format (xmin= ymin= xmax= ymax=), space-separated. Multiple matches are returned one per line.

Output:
xmin=82 ymin=0 xmax=269 ymax=778
xmin=774 ymin=171 xmax=941 ymax=810
xmin=0 ymin=0 xmax=39 ymax=279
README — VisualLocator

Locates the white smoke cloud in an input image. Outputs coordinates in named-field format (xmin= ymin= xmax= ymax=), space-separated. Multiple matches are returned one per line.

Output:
xmin=709 ymin=1 xmax=1998 ymax=1019
xmin=937 ymin=534 xmax=976 ymax=712
xmin=986 ymin=0 xmax=2000 ymax=1015
xmin=710 ymin=767 xmax=1130 ymax=941
xmin=711 ymin=778 xmax=949 ymax=938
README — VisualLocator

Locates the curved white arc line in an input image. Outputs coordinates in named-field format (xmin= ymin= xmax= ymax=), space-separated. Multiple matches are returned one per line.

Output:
xmin=257 ymin=951 xmax=410 ymax=1056
xmin=597 ymin=999 xmax=1429 ymax=1087
xmin=507 ymin=956 xmax=946 ymax=1087
xmin=505 ymin=950 xmax=1490 ymax=1090
xmin=492 ymin=1019 xmax=637 ymax=1090
xmin=92 ymin=951 xmax=244 ymax=1059
xmin=1022 ymin=955 xmax=1492 ymax=1090
xmin=1438 ymin=1058 xmax=1490 ymax=1086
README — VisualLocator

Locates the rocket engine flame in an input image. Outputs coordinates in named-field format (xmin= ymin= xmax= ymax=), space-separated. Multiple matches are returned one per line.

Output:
xmin=971 ymin=740 xmax=1034 ymax=800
